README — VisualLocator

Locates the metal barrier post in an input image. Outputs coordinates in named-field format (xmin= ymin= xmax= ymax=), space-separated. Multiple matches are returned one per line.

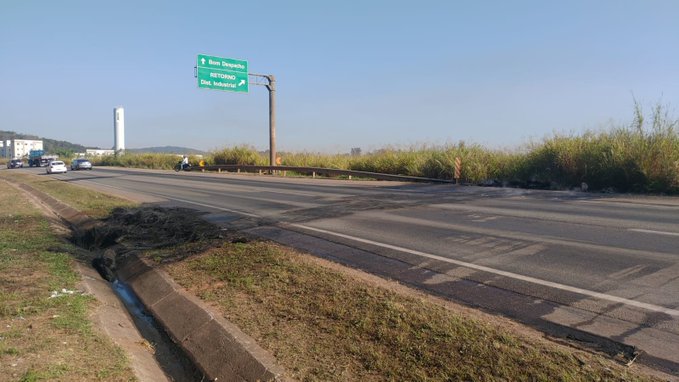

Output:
xmin=454 ymin=157 xmax=461 ymax=184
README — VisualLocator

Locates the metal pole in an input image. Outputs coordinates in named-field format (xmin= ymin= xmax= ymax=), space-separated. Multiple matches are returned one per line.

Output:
xmin=267 ymin=75 xmax=276 ymax=168
xmin=248 ymin=73 xmax=277 ymax=168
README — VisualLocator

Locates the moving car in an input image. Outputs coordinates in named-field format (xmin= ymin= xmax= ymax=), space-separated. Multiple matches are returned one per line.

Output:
xmin=71 ymin=158 xmax=93 ymax=170
xmin=8 ymin=159 xmax=24 ymax=169
xmin=46 ymin=161 xmax=67 ymax=174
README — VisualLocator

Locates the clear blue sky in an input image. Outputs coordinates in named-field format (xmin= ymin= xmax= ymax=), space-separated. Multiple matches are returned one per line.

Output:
xmin=1 ymin=0 xmax=678 ymax=153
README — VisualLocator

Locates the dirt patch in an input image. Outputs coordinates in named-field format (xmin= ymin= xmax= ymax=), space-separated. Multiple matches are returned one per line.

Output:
xmin=81 ymin=206 xmax=220 ymax=248
xmin=77 ymin=206 xmax=225 ymax=265
xmin=76 ymin=205 xmax=240 ymax=287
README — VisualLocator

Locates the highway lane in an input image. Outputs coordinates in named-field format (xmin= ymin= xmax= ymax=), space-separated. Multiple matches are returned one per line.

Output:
xmin=24 ymin=166 xmax=679 ymax=374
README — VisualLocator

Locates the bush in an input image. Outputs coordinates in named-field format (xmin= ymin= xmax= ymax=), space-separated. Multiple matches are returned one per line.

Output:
xmin=209 ymin=146 xmax=267 ymax=165
xmin=280 ymin=152 xmax=351 ymax=169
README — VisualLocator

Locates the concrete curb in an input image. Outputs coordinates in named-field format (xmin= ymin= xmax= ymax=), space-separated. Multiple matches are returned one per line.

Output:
xmin=17 ymin=182 xmax=286 ymax=382
xmin=118 ymin=253 xmax=285 ymax=382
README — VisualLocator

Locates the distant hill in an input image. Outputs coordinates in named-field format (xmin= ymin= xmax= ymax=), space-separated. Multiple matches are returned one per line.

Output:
xmin=0 ymin=130 xmax=88 ymax=156
xmin=0 ymin=131 xmax=205 ymax=156
xmin=126 ymin=146 xmax=206 ymax=155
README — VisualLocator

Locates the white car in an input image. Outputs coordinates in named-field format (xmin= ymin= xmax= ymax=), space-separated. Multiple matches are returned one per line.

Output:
xmin=46 ymin=161 xmax=68 ymax=174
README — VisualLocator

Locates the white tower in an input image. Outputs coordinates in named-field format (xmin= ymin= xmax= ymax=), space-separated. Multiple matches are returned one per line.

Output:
xmin=114 ymin=107 xmax=125 ymax=153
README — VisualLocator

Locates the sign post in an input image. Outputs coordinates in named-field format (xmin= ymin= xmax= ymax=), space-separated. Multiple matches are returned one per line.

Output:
xmin=195 ymin=54 xmax=277 ymax=167
xmin=249 ymin=74 xmax=276 ymax=170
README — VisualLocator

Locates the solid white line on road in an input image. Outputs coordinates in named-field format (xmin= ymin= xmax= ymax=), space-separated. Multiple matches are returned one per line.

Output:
xmin=628 ymin=228 xmax=679 ymax=237
xmin=290 ymin=223 xmax=679 ymax=317
xmin=156 ymin=195 xmax=262 ymax=218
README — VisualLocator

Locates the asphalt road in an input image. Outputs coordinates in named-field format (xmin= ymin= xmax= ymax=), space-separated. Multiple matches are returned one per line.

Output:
xmin=21 ymin=166 xmax=679 ymax=375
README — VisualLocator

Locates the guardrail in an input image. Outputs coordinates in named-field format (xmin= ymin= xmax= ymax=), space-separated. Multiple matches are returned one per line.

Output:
xmin=198 ymin=164 xmax=454 ymax=184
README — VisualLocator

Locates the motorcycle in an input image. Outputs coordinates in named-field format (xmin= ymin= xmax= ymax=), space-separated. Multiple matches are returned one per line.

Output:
xmin=174 ymin=161 xmax=192 ymax=172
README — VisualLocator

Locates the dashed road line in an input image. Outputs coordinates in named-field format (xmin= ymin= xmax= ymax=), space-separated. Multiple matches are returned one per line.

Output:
xmin=628 ymin=228 xmax=679 ymax=237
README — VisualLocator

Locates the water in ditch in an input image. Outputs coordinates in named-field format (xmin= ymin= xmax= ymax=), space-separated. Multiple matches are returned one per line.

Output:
xmin=109 ymin=278 xmax=203 ymax=382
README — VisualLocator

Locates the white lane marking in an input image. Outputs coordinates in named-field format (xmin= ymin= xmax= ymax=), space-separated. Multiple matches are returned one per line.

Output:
xmin=608 ymin=264 xmax=647 ymax=280
xmin=363 ymin=210 xmax=677 ymax=262
xmin=290 ymin=223 xmax=679 ymax=317
xmin=628 ymin=228 xmax=679 ymax=237
xmin=436 ymin=203 xmax=679 ymax=231
xmin=165 ymin=196 xmax=261 ymax=218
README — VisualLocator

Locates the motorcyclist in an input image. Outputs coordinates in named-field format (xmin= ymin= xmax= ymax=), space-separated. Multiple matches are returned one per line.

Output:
xmin=181 ymin=155 xmax=189 ymax=170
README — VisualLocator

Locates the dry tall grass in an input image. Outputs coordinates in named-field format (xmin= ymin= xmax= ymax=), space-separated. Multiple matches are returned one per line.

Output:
xmin=94 ymin=153 xmax=182 ymax=169
xmin=516 ymin=102 xmax=679 ymax=192
xmin=91 ymin=104 xmax=679 ymax=194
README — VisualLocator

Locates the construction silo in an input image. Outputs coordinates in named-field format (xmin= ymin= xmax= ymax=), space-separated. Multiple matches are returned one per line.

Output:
xmin=114 ymin=107 xmax=125 ymax=153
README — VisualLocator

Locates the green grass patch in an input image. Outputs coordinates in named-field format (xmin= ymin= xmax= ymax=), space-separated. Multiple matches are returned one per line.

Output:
xmin=0 ymin=180 xmax=136 ymax=381
xmin=0 ymin=172 xmax=133 ymax=218
xmin=167 ymin=241 xmax=656 ymax=382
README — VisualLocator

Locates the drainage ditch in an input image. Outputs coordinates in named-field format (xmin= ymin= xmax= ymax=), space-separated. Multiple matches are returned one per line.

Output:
xmin=110 ymin=278 xmax=202 ymax=381
xmin=73 ymin=206 xmax=225 ymax=382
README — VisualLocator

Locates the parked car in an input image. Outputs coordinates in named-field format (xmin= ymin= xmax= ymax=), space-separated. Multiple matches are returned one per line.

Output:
xmin=46 ymin=161 xmax=68 ymax=174
xmin=8 ymin=159 xmax=24 ymax=169
xmin=71 ymin=158 xmax=93 ymax=170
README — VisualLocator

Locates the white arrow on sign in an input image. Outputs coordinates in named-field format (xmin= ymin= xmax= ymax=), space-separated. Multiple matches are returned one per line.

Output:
xmin=238 ymin=80 xmax=245 ymax=86
xmin=201 ymin=58 xmax=206 ymax=65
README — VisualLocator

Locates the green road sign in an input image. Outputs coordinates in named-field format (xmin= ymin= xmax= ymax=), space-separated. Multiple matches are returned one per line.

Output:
xmin=196 ymin=54 xmax=249 ymax=93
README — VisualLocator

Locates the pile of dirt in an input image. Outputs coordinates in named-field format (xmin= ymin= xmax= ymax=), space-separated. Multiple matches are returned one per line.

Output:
xmin=85 ymin=207 xmax=220 ymax=247
xmin=76 ymin=207 xmax=225 ymax=277
xmin=109 ymin=206 xmax=221 ymax=245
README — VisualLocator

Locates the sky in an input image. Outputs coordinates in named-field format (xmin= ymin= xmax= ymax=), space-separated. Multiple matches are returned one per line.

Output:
xmin=1 ymin=0 xmax=678 ymax=154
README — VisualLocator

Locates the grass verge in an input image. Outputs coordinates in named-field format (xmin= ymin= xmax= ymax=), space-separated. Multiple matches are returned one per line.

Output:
xmin=0 ymin=179 xmax=135 ymax=381
xmin=164 ymin=241 xmax=657 ymax=382
xmin=0 ymin=172 xmax=133 ymax=218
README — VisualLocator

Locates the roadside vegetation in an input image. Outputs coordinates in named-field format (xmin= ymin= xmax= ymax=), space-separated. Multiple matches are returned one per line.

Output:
xmin=88 ymin=102 xmax=679 ymax=194
xmin=4 ymin=173 xmax=133 ymax=218
xmin=0 ymin=178 xmax=135 ymax=381
xmin=94 ymin=152 xmax=182 ymax=170
xmin=163 ymin=241 xmax=655 ymax=382
xmin=2 ymin=171 xmax=660 ymax=381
